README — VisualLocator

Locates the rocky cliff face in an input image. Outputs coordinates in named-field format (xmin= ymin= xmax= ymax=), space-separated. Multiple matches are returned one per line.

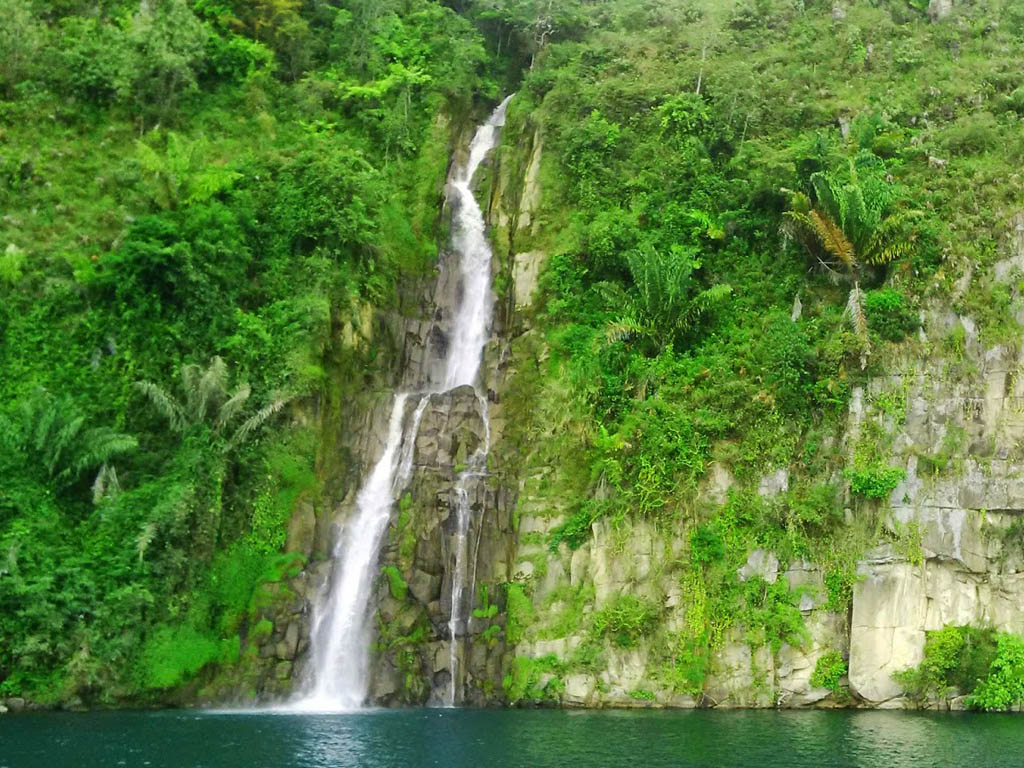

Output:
xmin=272 ymin=110 xmax=1024 ymax=712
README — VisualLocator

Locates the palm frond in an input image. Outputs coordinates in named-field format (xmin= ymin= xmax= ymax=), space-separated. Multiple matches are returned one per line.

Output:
xmin=46 ymin=414 xmax=86 ymax=478
xmin=136 ymin=522 xmax=158 ymax=564
xmin=134 ymin=380 xmax=187 ymax=432
xmin=691 ymin=283 xmax=733 ymax=313
xmin=214 ymin=383 xmax=251 ymax=433
xmin=196 ymin=356 xmax=229 ymax=423
xmin=845 ymin=283 xmax=871 ymax=369
xmin=604 ymin=317 xmax=646 ymax=345
xmin=92 ymin=463 xmax=122 ymax=505
xmin=227 ymin=398 xmax=287 ymax=451
xmin=864 ymin=239 xmax=914 ymax=266
xmin=809 ymin=209 xmax=857 ymax=268
xmin=180 ymin=363 xmax=202 ymax=419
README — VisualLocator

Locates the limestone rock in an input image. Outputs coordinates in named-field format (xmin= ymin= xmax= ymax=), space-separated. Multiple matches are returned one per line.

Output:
xmin=738 ymin=549 xmax=779 ymax=584
xmin=928 ymin=0 xmax=953 ymax=21
xmin=513 ymin=251 xmax=546 ymax=310
xmin=849 ymin=556 xmax=926 ymax=702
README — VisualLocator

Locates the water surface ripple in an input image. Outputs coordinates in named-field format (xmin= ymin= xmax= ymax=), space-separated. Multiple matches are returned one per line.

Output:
xmin=0 ymin=708 xmax=1018 ymax=768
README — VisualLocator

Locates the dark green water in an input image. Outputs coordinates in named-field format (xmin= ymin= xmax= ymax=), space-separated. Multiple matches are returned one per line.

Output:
xmin=0 ymin=708 xmax=1019 ymax=768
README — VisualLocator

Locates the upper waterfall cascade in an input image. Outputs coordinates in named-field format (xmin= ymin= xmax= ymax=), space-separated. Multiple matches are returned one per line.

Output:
xmin=289 ymin=96 xmax=512 ymax=712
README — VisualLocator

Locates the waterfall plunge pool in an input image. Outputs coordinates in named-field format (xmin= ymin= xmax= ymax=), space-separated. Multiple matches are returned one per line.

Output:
xmin=0 ymin=708 xmax=1018 ymax=767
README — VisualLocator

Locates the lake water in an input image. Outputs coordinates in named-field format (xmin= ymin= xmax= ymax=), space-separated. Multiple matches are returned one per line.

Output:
xmin=0 ymin=708 xmax=1019 ymax=768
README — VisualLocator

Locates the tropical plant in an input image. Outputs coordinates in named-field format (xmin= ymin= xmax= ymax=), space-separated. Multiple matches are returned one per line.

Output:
xmin=0 ymin=389 xmax=137 ymax=497
xmin=602 ymin=245 xmax=731 ymax=352
xmin=782 ymin=151 xmax=920 ymax=366
xmin=136 ymin=131 xmax=243 ymax=211
xmin=135 ymin=356 xmax=286 ymax=451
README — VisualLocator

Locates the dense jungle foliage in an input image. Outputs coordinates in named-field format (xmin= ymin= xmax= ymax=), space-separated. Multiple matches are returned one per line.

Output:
xmin=4 ymin=0 xmax=1024 ymax=709
xmin=491 ymin=0 xmax=1024 ymax=705
xmin=0 ymin=0 xmax=504 ymax=705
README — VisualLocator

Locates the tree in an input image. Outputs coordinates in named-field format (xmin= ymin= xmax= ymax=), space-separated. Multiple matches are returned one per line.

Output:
xmin=603 ymin=245 xmax=732 ymax=353
xmin=469 ymin=0 xmax=589 ymax=67
xmin=0 ymin=0 xmax=43 ymax=94
xmin=123 ymin=0 xmax=209 ymax=120
xmin=135 ymin=356 xmax=286 ymax=452
xmin=783 ymin=151 xmax=919 ymax=367
xmin=0 ymin=389 xmax=136 ymax=499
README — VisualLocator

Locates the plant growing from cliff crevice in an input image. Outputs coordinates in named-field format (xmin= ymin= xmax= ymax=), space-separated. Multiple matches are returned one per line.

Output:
xmin=783 ymin=151 xmax=920 ymax=367
xmin=810 ymin=650 xmax=847 ymax=693
xmin=591 ymin=594 xmax=661 ymax=649
xmin=844 ymin=463 xmax=905 ymax=499
xmin=895 ymin=624 xmax=998 ymax=703
xmin=602 ymin=245 xmax=731 ymax=354
xmin=504 ymin=582 xmax=534 ymax=646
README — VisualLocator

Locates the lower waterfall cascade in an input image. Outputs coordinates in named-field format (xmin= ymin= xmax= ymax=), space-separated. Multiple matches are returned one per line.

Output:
xmin=289 ymin=96 xmax=513 ymax=711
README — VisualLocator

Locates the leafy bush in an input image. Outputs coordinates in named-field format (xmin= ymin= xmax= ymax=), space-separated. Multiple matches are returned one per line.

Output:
xmin=970 ymin=633 xmax=1024 ymax=711
xmin=505 ymin=583 xmax=534 ymax=646
xmin=895 ymin=625 xmax=998 ymax=701
xmin=845 ymin=463 xmax=906 ymax=499
xmin=810 ymin=650 xmax=847 ymax=693
xmin=865 ymin=289 xmax=919 ymax=342
xmin=548 ymin=499 xmax=606 ymax=551
xmin=138 ymin=626 xmax=220 ymax=690
xmin=382 ymin=566 xmax=409 ymax=601
xmin=690 ymin=525 xmax=725 ymax=566
xmin=591 ymin=595 xmax=661 ymax=648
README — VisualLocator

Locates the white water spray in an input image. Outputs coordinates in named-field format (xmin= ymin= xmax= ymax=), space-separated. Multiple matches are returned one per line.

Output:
xmin=443 ymin=95 xmax=513 ymax=390
xmin=291 ymin=96 xmax=511 ymax=711
xmin=291 ymin=393 xmax=422 ymax=712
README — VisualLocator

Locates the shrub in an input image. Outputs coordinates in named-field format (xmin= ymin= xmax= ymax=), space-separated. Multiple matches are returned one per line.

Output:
xmin=895 ymin=625 xmax=998 ymax=701
xmin=382 ymin=565 xmax=408 ymax=601
xmin=591 ymin=595 xmax=661 ymax=648
xmin=970 ymin=633 xmax=1024 ymax=711
xmin=810 ymin=650 xmax=847 ymax=692
xmin=865 ymin=289 xmax=918 ymax=342
xmin=138 ymin=625 xmax=220 ymax=690
xmin=690 ymin=524 xmax=725 ymax=566
xmin=505 ymin=583 xmax=534 ymax=646
xmin=845 ymin=463 xmax=906 ymax=499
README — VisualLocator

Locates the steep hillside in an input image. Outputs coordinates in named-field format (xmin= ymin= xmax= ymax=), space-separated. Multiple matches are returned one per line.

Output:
xmin=4 ymin=0 xmax=1024 ymax=713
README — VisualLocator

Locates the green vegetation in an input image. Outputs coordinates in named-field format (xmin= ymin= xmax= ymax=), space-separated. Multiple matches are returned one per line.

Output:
xmin=504 ymin=583 xmax=534 ymax=646
xmin=492 ymin=0 xmax=1024 ymax=707
xmin=895 ymin=625 xmax=999 ymax=704
xmin=810 ymin=650 xmax=847 ymax=694
xmin=591 ymin=595 xmax=661 ymax=649
xmin=891 ymin=623 xmax=1024 ymax=712
xmin=382 ymin=566 xmax=409 ymax=602
xmin=5 ymin=0 xmax=1024 ymax=711
xmin=0 ymin=0 xmax=491 ymax=705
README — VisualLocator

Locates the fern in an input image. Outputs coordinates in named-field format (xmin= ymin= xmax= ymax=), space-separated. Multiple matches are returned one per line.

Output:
xmin=845 ymin=283 xmax=871 ymax=369
xmin=5 ymin=389 xmax=136 ymax=491
xmin=604 ymin=246 xmax=730 ymax=351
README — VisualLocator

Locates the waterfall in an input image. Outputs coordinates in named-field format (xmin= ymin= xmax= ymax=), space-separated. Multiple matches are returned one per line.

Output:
xmin=290 ymin=393 xmax=425 ymax=712
xmin=290 ymin=96 xmax=511 ymax=712
xmin=447 ymin=392 xmax=491 ymax=706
